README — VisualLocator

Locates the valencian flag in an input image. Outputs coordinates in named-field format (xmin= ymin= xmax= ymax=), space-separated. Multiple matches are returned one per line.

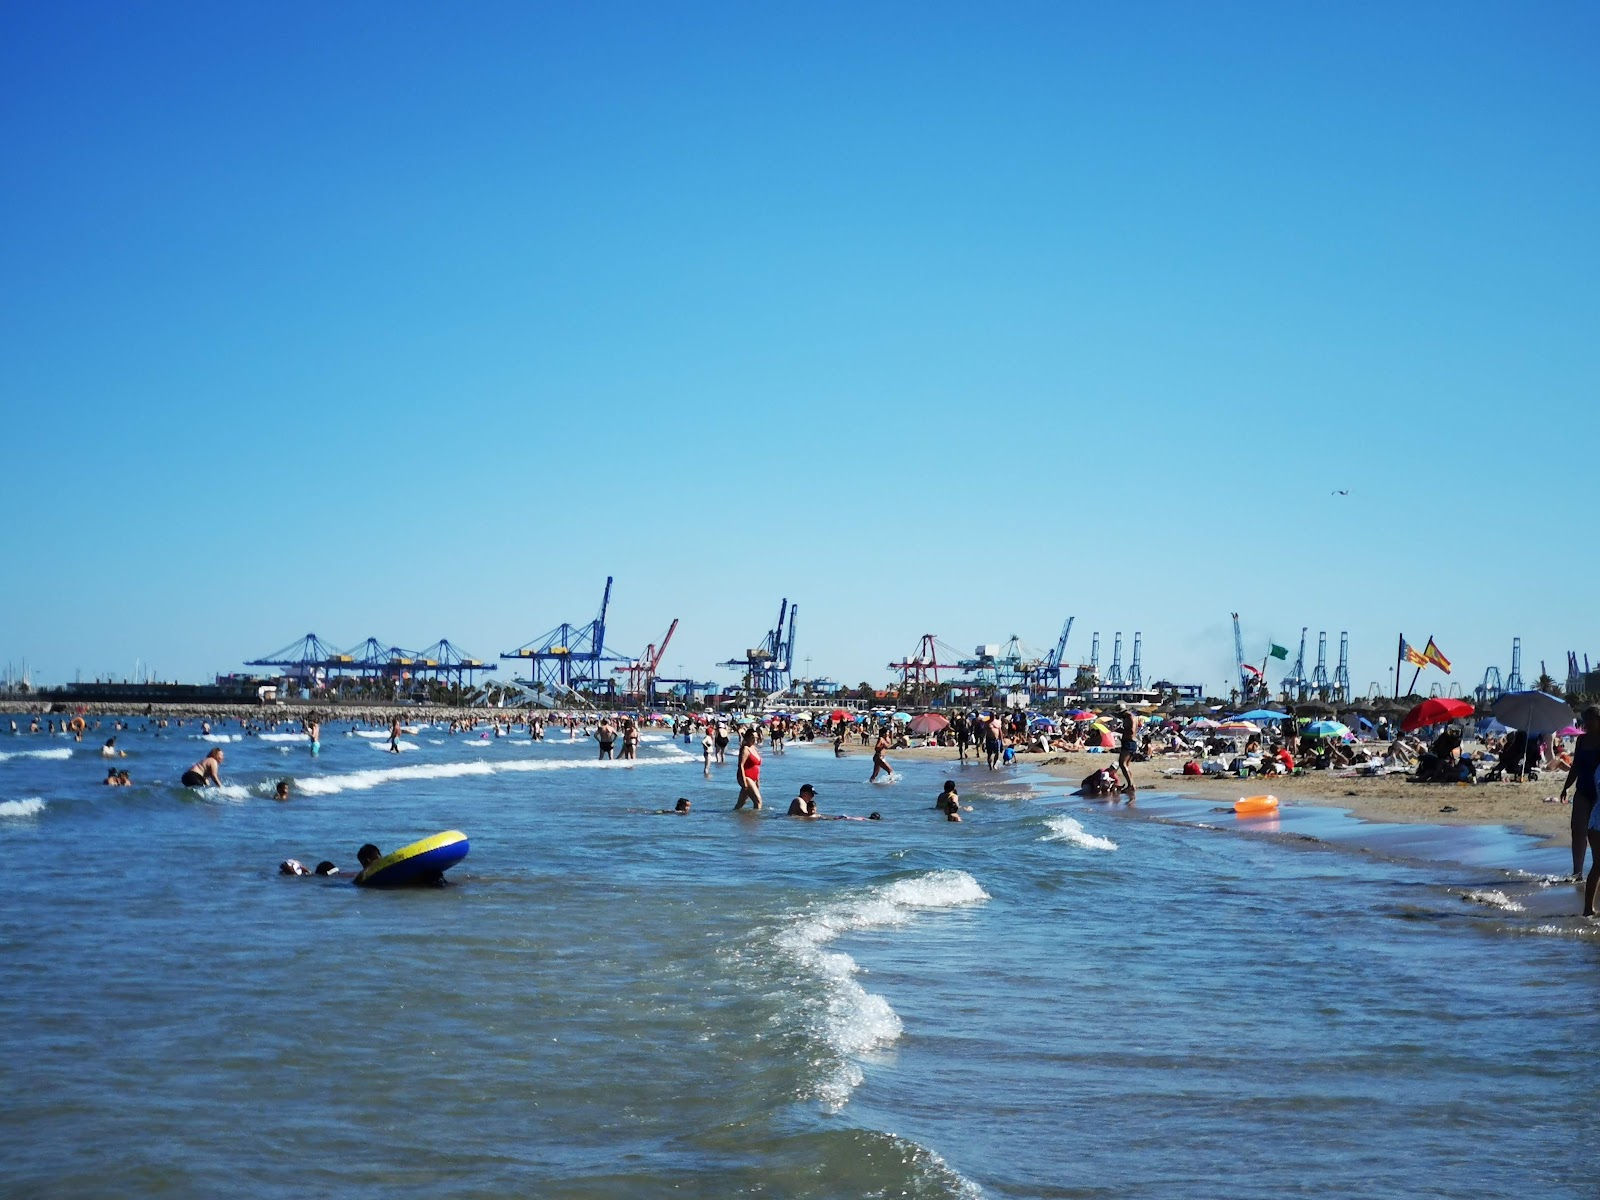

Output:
xmin=1269 ymin=643 xmax=1289 ymax=660
xmin=1422 ymin=638 xmax=1452 ymax=674
xmin=1400 ymin=638 xmax=1430 ymax=668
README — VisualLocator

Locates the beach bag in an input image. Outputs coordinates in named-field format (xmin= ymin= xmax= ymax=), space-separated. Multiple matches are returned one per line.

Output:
xmin=1182 ymin=760 xmax=1202 ymax=775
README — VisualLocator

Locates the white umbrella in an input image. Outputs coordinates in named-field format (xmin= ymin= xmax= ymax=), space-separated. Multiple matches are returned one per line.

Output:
xmin=1490 ymin=691 xmax=1573 ymax=736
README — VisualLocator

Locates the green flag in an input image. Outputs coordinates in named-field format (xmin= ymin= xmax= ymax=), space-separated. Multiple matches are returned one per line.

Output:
xmin=1269 ymin=643 xmax=1289 ymax=660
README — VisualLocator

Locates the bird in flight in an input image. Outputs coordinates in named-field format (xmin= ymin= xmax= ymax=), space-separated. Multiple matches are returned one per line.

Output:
xmin=1332 ymin=490 xmax=1349 ymax=496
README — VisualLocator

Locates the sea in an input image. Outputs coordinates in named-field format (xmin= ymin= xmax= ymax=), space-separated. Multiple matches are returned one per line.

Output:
xmin=0 ymin=717 xmax=1593 ymax=1198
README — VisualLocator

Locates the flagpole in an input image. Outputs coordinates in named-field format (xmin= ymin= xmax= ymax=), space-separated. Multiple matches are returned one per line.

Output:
xmin=1395 ymin=634 xmax=1404 ymax=699
xmin=1406 ymin=632 xmax=1432 ymax=698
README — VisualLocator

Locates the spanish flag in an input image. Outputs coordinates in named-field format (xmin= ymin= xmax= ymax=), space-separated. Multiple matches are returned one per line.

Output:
xmin=1423 ymin=638 xmax=1452 ymax=674
xmin=1400 ymin=638 xmax=1429 ymax=668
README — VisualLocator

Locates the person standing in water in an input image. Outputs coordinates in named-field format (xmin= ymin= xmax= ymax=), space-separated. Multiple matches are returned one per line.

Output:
xmin=870 ymin=727 xmax=894 ymax=782
xmin=734 ymin=728 xmax=763 ymax=810
xmin=305 ymin=718 xmax=320 ymax=756
xmin=181 ymin=747 xmax=224 ymax=788
xmin=1114 ymin=707 xmax=1137 ymax=800
xmin=1561 ymin=706 xmax=1600 ymax=880
xmin=596 ymin=718 xmax=617 ymax=761
xmin=388 ymin=717 xmax=402 ymax=754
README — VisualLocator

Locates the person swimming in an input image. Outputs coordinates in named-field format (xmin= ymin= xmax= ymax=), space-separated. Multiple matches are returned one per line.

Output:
xmin=787 ymin=783 xmax=819 ymax=818
xmin=274 ymin=780 xmax=291 ymax=801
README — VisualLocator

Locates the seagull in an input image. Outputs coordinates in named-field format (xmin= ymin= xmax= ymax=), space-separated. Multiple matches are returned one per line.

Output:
xmin=1332 ymin=490 xmax=1349 ymax=496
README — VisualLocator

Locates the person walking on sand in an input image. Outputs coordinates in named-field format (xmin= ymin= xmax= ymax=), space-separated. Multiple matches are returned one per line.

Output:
xmin=1115 ymin=707 xmax=1138 ymax=800
xmin=870 ymin=728 xmax=894 ymax=782
xmin=734 ymin=728 xmax=764 ymax=810
xmin=1561 ymin=707 xmax=1600 ymax=879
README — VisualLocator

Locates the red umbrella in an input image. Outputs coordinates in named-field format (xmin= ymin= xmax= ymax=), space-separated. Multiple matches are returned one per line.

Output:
xmin=828 ymin=708 xmax=851 ymax=722
xmin=909 ymin=713 xmax=949 ymax=736
xmin=1401 ymin=697 xmax=1475 ymax=732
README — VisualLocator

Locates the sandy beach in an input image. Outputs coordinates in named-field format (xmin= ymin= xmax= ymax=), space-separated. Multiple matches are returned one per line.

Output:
xmin=871 ymin=743 xmax=1578 ymax=845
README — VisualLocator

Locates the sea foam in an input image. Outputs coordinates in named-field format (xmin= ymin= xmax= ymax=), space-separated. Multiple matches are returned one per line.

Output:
xmin=775 ymin=869 xmax=989 ymax=1110
xmin=292 ymin=754 xmax=685 ymax=796
xmin=1463 ymin=889 xmax=1525 ymax=913
xmin=0 ymin=797 xmax=45 ymax=818
xmin=1041 ymin=814 xmax=1118 ymax=851
xmin=0 ymin=748 xmax=73 ymax=762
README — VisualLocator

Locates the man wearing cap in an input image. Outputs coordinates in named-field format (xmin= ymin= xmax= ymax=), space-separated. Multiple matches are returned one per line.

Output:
xmin=787 ymin=783 xmax=819 ymax=818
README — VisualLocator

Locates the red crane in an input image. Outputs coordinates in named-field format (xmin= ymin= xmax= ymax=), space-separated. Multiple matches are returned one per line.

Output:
xmin=888 ymin=634 xmax=958 ymax=689
xmin=614 ymin=619 xmax=679 ymax=699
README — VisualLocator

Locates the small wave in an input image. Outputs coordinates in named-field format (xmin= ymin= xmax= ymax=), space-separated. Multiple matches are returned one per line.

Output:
xmin=1041 ymin=815 xmax=1118 ymax=851
xmin=370 ymin=739 xmax=420 ymax=752
xmin=0 ymin=797 xmax=45 ymax=819
xmin=353 ymin=731 xmax=390 ymax=739
xmin=1528 ymin=923 xmax=1600 ymax=938
xmin=292 ymin=754 xmax=685 ymax=796
xmin=0 ymin=748 xmax=73 ymax=763
xmin=256 ymin=733 xmax=311 ymax=743
xmin=1464 ymin=889 xmax=1525 ymax=913
xmin=199 ymin=734 xmax=244 ymax=743
xmin=775 ymin=869 xmax=989 ymax=1110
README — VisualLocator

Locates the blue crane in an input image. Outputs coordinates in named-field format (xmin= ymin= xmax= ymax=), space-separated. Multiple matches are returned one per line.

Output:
xmin=721 ymin=598 xmax=798 ymax=695
xmin=500 ymin=577 xmax=618 ymax=698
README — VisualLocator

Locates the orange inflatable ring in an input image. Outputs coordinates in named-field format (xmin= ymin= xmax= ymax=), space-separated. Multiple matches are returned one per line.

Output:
xmin=1234 ymin=794 xmax=1279 ymax=816
xmin=67 ymin=717 xmax=86 ymax=734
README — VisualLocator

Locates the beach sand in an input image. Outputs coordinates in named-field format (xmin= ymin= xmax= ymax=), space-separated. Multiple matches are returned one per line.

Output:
xmin=869 ymin=744 xmax=1579 ymax=846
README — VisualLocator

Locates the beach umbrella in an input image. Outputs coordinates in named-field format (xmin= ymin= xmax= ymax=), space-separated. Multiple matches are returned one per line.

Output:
xmin=1400 ymin=697 xmax=1475 ymax=733
xmin=1477 ymin=716 xmax=1510 ymax=735
xmin=1089 ymin=729 xmax=1115 ymax=748
xmin=1187 ymin=717 xmax=1220 ymax=729
xmin=1491 ymin=691 xmax=1574 ymax=736
xmin=1066 ymin=709 xmax=1096 ymax=720
xmin=1558 ymin=724 xmax=1583 ymax=737
xmin=828 ymin=708 xmax=851 ymax=722
xmin=1031 ymin=717 xmax=1056 ymax=730
xmin=891 ymin=711 xmax=912 ymax=723
xmin=1216 ymin=721 xmax=1261 ymax=734
xmin=1233 ymin=709 xmax=1288 ymax=722
xmin=909 ymin=713 xmax=949 ymax=736
xmin=1304 ymin=720 xmax=1349 ymax=738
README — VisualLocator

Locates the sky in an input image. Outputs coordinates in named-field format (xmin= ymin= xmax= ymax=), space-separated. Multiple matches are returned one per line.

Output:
xmin=2 ymin=1 xmax=1596 ymax=698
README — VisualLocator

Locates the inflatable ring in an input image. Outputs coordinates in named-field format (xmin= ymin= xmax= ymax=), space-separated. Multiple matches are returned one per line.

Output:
xmin=68 ymin=717 xmax=86 ymax=734
xmin=353 ymin=830 xmax=469 ymax=888
xmin=1234 ymin=794 xmax=1279 ymax=816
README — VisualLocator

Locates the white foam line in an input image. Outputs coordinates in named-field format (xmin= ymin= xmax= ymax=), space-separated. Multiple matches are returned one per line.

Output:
xmin=293 ymin=754 xmax=687 ymax=796
xmin=1464 ymin=889 xmax=1525 ymax=913
xmin=0 ymin=748 xmax=73 ymax=763
xmin=1040 ymin=814 xmax=1118 ymax=851
xmin=775 ymin=869 xmax=989 ymax=1111
xmin=0 ymin=797 xmax=45 ymax=818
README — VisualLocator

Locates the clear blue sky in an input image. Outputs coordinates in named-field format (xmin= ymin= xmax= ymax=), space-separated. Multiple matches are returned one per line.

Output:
xmin=2 ymin=1 xmax=1595 ymax=697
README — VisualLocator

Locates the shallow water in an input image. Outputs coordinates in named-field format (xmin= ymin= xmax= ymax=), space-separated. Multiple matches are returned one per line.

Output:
xmin=1 ymin=720 xmax=1592 ymax=1196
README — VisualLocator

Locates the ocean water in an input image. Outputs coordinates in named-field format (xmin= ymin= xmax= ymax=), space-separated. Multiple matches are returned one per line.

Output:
xmin=0 ymin=720 xmax=1592 ymax=1197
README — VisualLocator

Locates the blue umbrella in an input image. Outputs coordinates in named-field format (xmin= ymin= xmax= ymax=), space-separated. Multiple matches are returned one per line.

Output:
xmin=1233 ymin=709 xmax=1288 ymax=722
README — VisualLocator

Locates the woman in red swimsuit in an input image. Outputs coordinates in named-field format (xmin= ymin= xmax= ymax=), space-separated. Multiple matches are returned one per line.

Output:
xmin=734 ymin=728 xmax=764 ymax=810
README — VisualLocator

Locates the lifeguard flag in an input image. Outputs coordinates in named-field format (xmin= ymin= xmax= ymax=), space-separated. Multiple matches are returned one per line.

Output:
xmin=1423 ymin=638 xmax=1452 ymax=674
xmin=1400 ymin=638 xmax=1429 ymax=668
xmin=1269 ymin=643 xmax=1289 ymax=660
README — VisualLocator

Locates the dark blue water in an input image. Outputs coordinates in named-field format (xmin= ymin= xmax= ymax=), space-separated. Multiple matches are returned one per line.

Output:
xmin=0 ymin=720 xmax=1591 ymax=1196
